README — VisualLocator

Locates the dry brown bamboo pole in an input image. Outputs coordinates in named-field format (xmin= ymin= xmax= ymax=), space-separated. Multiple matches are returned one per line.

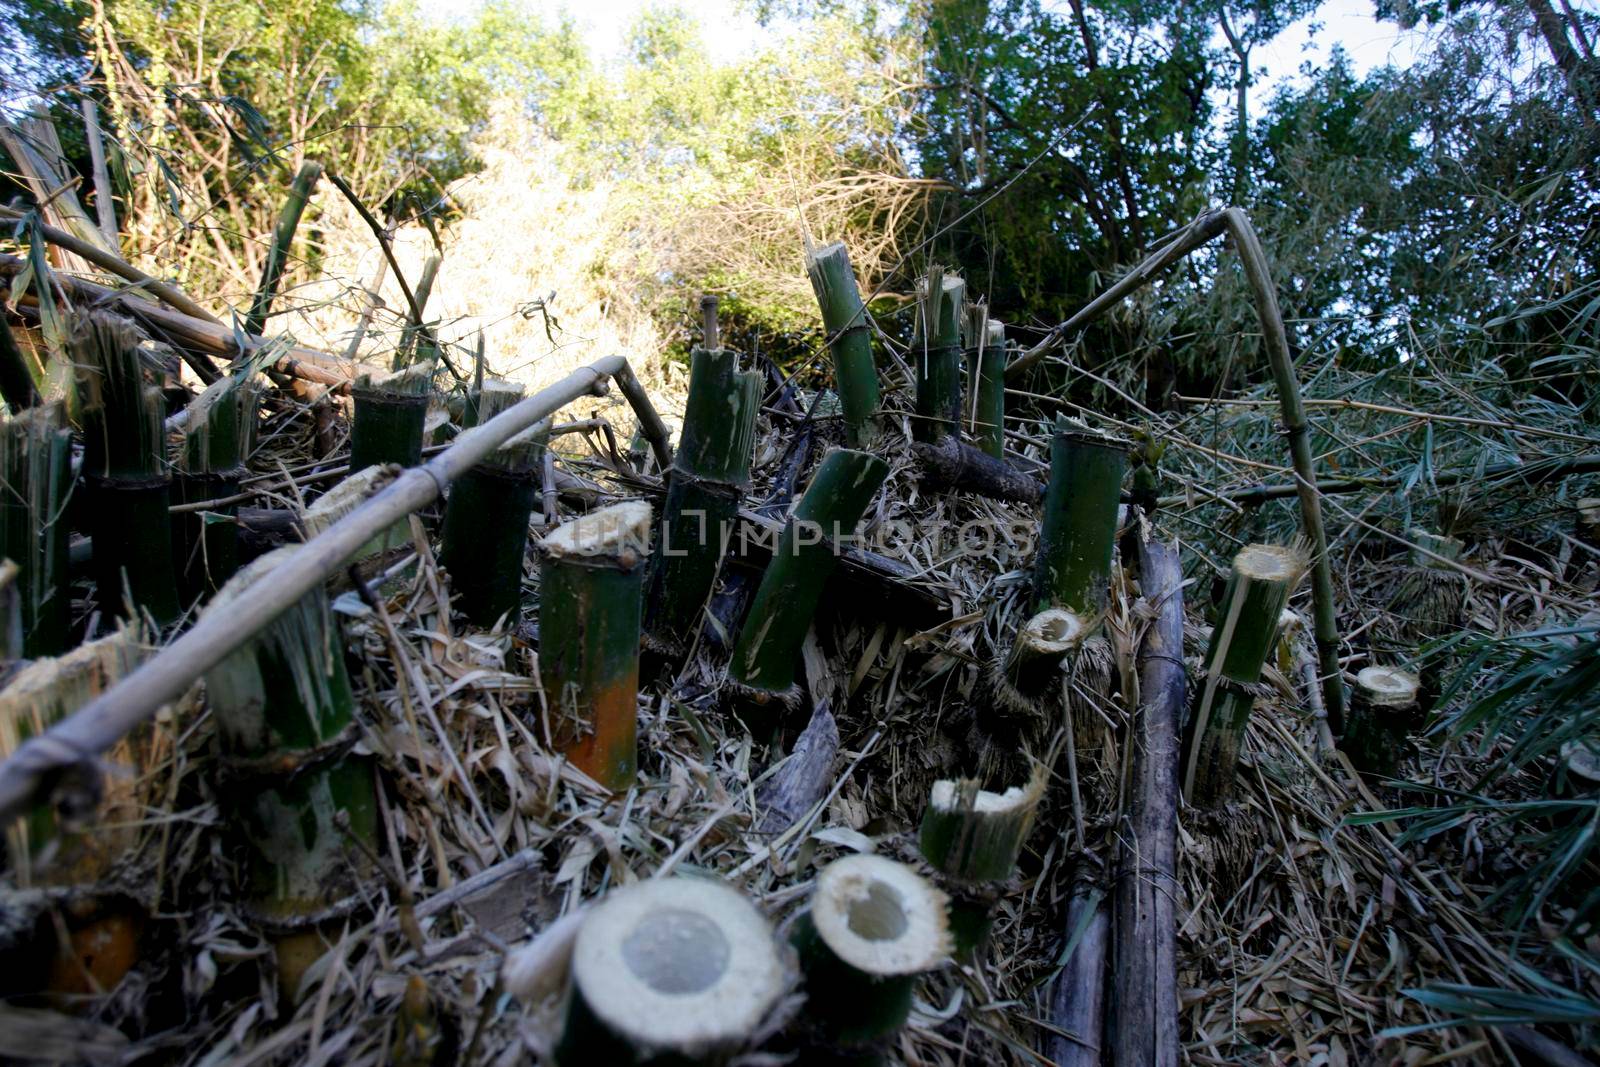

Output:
xmin=1110 ymin=528 xmax=1183 ymax=1065
xmin=0 ymin=355 xmax=633 ymax=824
xmin=1047 ymin=876 xmax=1108 ymax=1067
xmin=0 ymin=254 xmax=376 ymax=389
xmin=0 ymin=206 xmax=219 ymax=325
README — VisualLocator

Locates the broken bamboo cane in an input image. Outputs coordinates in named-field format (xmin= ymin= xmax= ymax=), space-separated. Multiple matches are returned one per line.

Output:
xmin=537 ymin=500 xmax=652 ymax=791
xmin=727 ymin=448 xmax=889 ymax=727
xmin=644 ymin=345 xmax=759 ymax=655
xmin=912 ymin=270 xmax=965 ymax=444
xmin=1111 ymin=531 xmax=1183 ymax=1065
xmin=792 ymin=854 xmax=950 ymax=1047
xmin=0 ymin=355 xmax=633 ymax=825
xmin=806 ymin=242 xmax=880 ymax=447
xmin=203 ymin=545 xmax=378 ymax=998
xmin=349 ymin=362 xmax=434 ymax=472
xmin=1181 ymin=543 xmax=1306 ymax=807
xmin=555 ymin=877 xmax=788 ymax=1065
xmin=0 ymin=402 xmax=72 ymax=656
xmin=245 ymin=160 xmax=322 ymax=336
xmin=72 ymin=312 xmax=181 ymax=624
xmin=175 ymin=372 xmax=261 ymax=601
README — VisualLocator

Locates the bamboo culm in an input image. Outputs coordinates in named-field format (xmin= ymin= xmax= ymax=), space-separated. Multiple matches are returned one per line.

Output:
xmin=912 ymin=272 xmax=965 ymax=444
xmin=0 ymin=403 xmax=72 ymax=656
xmin=349 ymin=364 xmax=433 ymax=472
xmin=1181 ymin=544 xmax=1305 ymax=806
xmin=1030 ymin=419 xmax=1129 ymax=616
xmin=970 ymin=323 xmax=1007 ymax=459
xmin=175 ymin=373 xmax=261 ymax=601
xmin=645 ymin=346 xmax=759 ymax=653
xmin=727 ymin=448 xmax=889 ymax=727
xmin=72 ymin=312 xmax=180 ymax=624
xmin=244 ymin=161 xmax=322 ymax=336
xmin=805 ymin=242 xmax=881 ymax=447
xmin=538 ymin=502 xmax=652 ymax=791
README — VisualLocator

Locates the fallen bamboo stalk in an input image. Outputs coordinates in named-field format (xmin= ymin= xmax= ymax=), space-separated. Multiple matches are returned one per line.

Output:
xmin=0 ymin=355 xmax=632 ymax=825
xmin=1111 ymin=529 xmax=1184 ymax=1065
xmin=912 ymin=435 xmax=1043 ymax=504
xmin=1048 ymin=875 xmax=1108 ymax=1067
xmin=1 ymin=254 xmax=374 ymax=389
xmin=0 ymin=206 xmax=220 ymax=326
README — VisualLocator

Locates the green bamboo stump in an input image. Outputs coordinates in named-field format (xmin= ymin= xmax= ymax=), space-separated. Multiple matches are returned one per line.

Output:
xmin=0 ymin=403 xmax=72 ymax=656
xmin=806 ymin=242 xmax=881 ymax=447
xmin=1340 ymin=666 xmax=1420 ymax=778
xmin=538 ymin=501 xmax=652 ymax=791
xmin=969 ymin=320 xmax=1007 ymax=459
xmin=912 ymin=272 xmax=964 ymax=445
xmin=175 ymin=372 xmax=260 ymax=603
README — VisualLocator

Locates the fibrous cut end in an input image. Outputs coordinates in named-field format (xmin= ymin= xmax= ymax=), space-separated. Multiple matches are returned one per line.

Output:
xmin=1355 ymin=666 xmax=1420 ymax=708
xmin=569 ymin=876 xmax=787 ymax=1054
xmin=540 ymin=500 xmax=652 ymax=561
xmin=1233 ymin=543 xmax=1309 ymax=585
xmin=811 ymin=854 xmax=950 ymax=976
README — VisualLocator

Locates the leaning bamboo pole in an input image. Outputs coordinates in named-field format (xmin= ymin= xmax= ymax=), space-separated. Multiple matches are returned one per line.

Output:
xmin=1005 ymin=207 xmax=1347 ymax=730
xmin=555 ymin=877 xmax=788 ymax=1064
xmin=727 ymin=448 xmax=889 ymax=728
xmin=806 ymin=242 xmax=881 ymax=447
xmin=0 ymin=355 xmax=653 ymax=824
xmin=244 ymin=161 xmax=322 ymax=335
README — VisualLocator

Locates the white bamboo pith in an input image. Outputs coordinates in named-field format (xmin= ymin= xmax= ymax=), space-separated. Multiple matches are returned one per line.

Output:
xmin=540 ymin=500 xmax=652 ymax=560
xmin=568 ymin=877 xmax=786 ymax=1053
xmin=811 ymin=854 xmax=951 ymax=975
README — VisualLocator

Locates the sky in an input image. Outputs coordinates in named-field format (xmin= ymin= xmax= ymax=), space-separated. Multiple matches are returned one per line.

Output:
xmin=418 ymin=0 xmax=1437 ymax=88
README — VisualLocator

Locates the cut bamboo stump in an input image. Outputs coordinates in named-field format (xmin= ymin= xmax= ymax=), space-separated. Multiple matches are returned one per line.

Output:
xmin=555 ymin=877 xmax=788 ymax=1065
xmin=919 ymin=766 xmax=1046 ymax=957
xmin=727 ymin=448 xmax=889 ymax=732
xmin=0 ymin=403 xmax=72 ymax=656
xmin=644 ymin=345 xmax=759 ymax=656
xmin=912 ymin=271 xmax=965 ymax=444
xmin=203 ymin=546 xmax=378 ymax=999
xmin=439 ymin=381 xmax=546 ymax=627
xmin=806 ymin=242 xmax=881 ymax=447
xmin=1182 ymin=543 xmax=1306 ymax=807
xmin=970 ymin=320 xmax=1007 ymax=458
xmin=793 ymin=854 xmax=949 ymax=1048
xmin=72 ymin=312 xmax=180 ymax=624
xmin=349 ymin=363 xmax=434 ymax=472
xmin=538 ymin=501 xmax=652 ymax=791
xmin=1111 ymin=532 xmax=1184 ymax=1066
xmin=1340 ymin=666 xmax=1420 ymax=777
xmin=1030 ymin=418 xmax=1128 ymax=616
xmin=174 ymin=372 xmax=261 ymax=602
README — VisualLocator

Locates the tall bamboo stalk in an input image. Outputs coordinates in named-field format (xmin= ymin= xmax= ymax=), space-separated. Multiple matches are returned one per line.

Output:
xmin=538 ymin=501 xmax=651 ymax=791
xmin=556 ymin=877 xmax=788 ymax=1065
xmin=0 ymin=402 xmax=72 ymax=656
xmin=440 ymin=380 xmax=546 ymax=627
xmin=792 ymin=854 xmax=949 ymax=1048
xmin=913 ymin=270 xmax=965 ymax=444
xmin=805 ymin=242 xmax=880 ymax=447
xmin=72 ymin=312 xmax=180 ymax=624
xmin=1181 ymin=544 xmax=1306 ymax=806
xmin=175 ymin=372 xmax=261 ymax=601
xmin=645 ymin=345 xmax=759 ymax=655
xmin=970 ymin=320 xmax=1007 ymax=459
xmin=728 ymin=449 xmax=889 ymax=724
xmin=203 ymin=545 xmax=377 ymax=997
xmin=349 ymin=362 xmax=434 ymax=472
xmin=245 ymin=160 xmax=322 ymax=335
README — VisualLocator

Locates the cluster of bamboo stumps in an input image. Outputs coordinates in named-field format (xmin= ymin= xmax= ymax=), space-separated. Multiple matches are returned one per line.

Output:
xmin=0 ymin=140 xmax=1470 ymax=1065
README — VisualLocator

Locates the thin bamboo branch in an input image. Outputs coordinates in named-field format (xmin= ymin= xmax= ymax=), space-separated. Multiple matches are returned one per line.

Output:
xmin=1173 ymin=394 xmax=1600 ymax=447
xmin=0 ymin=355 xmax=632 ymax=824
